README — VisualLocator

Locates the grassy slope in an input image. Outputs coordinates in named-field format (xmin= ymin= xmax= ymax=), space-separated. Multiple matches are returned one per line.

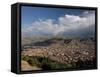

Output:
xmin=21 ymin=55 xmax=73 ymax=70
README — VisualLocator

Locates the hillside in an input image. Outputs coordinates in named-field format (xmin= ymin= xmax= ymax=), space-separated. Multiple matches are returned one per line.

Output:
xmin=21 ymin=38 xmax=96 ymax=71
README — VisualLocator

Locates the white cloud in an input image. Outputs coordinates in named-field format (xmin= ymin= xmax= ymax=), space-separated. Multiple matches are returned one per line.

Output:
xmin=22 ymin=11 xmax=95 ymax=37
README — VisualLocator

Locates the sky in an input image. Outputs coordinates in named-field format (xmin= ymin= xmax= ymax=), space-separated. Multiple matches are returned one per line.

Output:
xmin=21 ymin=6 xmax=95 ymax=38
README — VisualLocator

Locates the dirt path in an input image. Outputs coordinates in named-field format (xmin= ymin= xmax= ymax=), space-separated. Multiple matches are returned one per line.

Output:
xmin=21 ymin=60 xmax=42 ymax=71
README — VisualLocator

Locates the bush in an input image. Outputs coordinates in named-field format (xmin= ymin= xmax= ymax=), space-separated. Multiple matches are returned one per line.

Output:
xmin=21 ymin=55 xmax=29 ymax=61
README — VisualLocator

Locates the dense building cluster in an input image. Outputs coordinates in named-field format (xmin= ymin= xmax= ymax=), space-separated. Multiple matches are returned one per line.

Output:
xmin=22 ymin=39 xmax=95 ymax=65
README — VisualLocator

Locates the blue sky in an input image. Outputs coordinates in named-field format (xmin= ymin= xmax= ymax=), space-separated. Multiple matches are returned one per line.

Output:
xmin=21 ymin=6 xmax=85 ymax=28
xmin=21 ymin=6 xmax=95 ymax=38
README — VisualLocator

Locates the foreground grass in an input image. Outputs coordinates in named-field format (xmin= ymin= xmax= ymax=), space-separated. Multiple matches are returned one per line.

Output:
xmin=21 ymin=55 xmax=73 ymax=70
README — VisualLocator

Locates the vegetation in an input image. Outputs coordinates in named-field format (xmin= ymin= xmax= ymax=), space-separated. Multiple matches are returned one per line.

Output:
xmin=21 ymin=55 xmax=73 ymax=70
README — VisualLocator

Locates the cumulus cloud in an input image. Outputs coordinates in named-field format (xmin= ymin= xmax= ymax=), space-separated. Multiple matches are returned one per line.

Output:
xmin=22 ymin=11 xmax=95 ymax=37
